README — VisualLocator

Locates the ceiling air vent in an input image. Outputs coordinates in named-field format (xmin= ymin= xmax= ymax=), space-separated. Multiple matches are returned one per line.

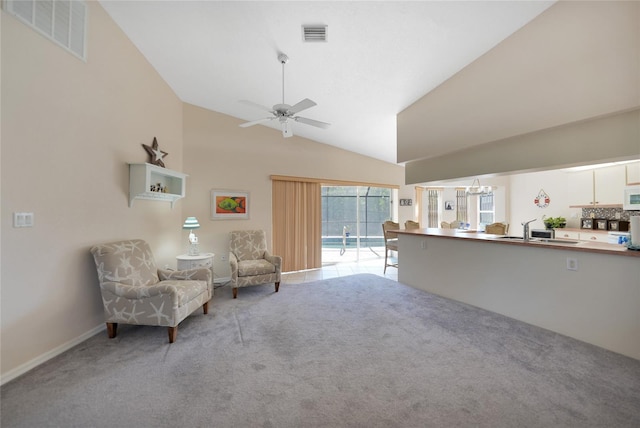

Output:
xmin=302 ymin=25 xmax=328 ymax=42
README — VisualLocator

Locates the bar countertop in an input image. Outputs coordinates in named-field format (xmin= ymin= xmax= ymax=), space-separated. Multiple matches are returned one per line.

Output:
xmin=395 ymin=228 xmax=640 ymax=258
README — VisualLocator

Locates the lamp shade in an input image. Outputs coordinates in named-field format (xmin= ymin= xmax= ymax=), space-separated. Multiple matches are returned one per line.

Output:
xmin=182 ymin=217 xmax=200 ymax=230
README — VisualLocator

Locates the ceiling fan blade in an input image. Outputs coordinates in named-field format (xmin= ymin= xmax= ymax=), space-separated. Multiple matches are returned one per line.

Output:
xmin=281 ymin=120 xmax=293 ymax=138
xmin=239 ymin=117 xmax=273 ymax=128
xmin=239 ymin=100 xmax=275 ymax=114
xmin=287 ymin=98 xmax=317 ymax=114
xmin=295 ymin=116 xmax=331 ymax=129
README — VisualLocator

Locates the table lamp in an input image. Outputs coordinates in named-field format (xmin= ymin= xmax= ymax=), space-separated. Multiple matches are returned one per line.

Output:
xmin=182 ymin=216 xmax=200 ymax=255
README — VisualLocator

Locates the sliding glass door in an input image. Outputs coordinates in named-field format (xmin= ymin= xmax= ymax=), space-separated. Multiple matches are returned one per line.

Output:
xmin=321 ymin=186 xmax=392 ymax=264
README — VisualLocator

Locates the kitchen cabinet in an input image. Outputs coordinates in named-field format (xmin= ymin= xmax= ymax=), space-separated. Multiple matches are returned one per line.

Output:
xmin=555 ymin=230 xmax=580 ymax=240
xmin=595 ymin=166 xmax=625 ymax=205
xmin=554 ymin=228 xmax=609 ymax=243
xmin=567 ymin=165 xmax=625 ymax=207
xmin=626 ymin=161 xmax=640 ymax=185
xmin=567 ymin=170 xmax=594 ymax=206
xmin=578 ymin=231 xmax=609 ymax=243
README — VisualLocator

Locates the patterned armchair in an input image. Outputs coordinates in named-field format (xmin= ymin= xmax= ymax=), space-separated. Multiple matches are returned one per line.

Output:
xmin=90 ymin=239 xmax=212 ymax=343
xmin=229 ymin=230 xmax=281 ymax=299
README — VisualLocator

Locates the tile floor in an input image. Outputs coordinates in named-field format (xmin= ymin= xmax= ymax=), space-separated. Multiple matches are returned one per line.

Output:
xmin=281 ymin=251 xmax=398 ymax=284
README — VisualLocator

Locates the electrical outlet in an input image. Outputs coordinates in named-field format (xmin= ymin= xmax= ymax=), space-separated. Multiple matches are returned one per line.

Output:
xmin=420 ymin=240 xmax=427 ymax=250
xmin=220 ymin=254 xmax=228 ymax=262
xmin=566 ymin=258 xmax=578 ymax=271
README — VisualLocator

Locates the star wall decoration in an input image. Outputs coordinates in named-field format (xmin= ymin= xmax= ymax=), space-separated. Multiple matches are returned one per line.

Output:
xmin=142 ymin=137 xmax=168 ymax=167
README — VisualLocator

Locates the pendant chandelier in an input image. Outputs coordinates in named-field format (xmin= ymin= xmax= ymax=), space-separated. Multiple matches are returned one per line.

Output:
xmin=465 ymin=178 xmax=492 ymax=196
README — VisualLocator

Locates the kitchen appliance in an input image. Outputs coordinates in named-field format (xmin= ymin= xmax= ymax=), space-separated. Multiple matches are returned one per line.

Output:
xmin=608 ymin=231 xmax=630 ymax=245
xmin=623 ymin=185 xmax=640 ymax=211
xmin=531 ymin=229 xmax=554 ymax=239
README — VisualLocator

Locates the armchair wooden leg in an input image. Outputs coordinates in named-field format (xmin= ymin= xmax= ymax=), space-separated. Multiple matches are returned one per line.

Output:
xmin=203 ymin=301 xmax=209 ymax=314
xmin=106 ymin=322 xmax=117 ymax=339
xmin=233 ymin=288 xmax=238 ymax=299
xmin=168 ymin=326 xmax=177 ymax=343
xmin=275 ymin=282 xmax=280 ymax=293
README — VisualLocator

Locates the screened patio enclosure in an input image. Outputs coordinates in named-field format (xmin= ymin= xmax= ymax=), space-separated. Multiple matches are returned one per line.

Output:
xmin=321 ymin=186 xmax=393 ymax=264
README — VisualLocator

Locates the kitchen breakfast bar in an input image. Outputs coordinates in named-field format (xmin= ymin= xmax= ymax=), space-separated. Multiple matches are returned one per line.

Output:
xmin=396 ymin=228 xmax=640 ymax=360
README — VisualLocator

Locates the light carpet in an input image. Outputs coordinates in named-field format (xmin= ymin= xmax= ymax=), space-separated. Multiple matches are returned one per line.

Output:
xmin=2 ymin=274 xmax=640 ymax=427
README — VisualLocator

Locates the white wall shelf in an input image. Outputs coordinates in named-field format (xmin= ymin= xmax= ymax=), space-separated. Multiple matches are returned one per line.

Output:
xmin=129 ymin=163 xmax=187 ymax=208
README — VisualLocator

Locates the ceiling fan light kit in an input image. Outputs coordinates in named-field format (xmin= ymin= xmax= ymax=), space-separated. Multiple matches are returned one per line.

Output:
xmin=239 ymin=53 xmax=330 ymax=138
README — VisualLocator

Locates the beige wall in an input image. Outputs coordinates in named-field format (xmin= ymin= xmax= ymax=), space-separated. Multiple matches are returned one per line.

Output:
xmin=508 ymin=169 xmax=581 ymax=236
xmin=1 ymin=4 xmax=408 ymax=381
xmin=406 ymin=109 xmax=640 ymax=184
xmin=1 ymin=3 xmax=184 ymax=379
xmin=399 ymin=1 xmax=640 ymax=182
xmin=181 ymin=104 xmax=406 ymax=280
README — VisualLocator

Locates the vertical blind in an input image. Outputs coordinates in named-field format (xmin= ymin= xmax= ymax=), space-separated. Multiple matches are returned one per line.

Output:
xmin=427 ymin=189 xmax=441 ymax=228
xmin=272 ymin=180 xmax=322 ymax=272
xmin=456 ymin=189 xmax=468 ymax=223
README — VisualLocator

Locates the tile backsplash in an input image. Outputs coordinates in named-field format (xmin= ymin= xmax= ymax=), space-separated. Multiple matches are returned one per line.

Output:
xmin=581 ymin=207 xmax=635 ymax=221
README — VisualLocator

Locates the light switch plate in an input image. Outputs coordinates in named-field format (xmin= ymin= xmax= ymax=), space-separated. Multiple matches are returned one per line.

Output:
xmin=13 ymin=212 xmax=34 ymax=228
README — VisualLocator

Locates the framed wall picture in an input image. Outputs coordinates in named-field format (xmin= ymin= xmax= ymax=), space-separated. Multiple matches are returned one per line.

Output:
xmin=211 ymin=190 xmax=249 ymax=220
xmin=444 ymin=201 xmax=454 ymax=210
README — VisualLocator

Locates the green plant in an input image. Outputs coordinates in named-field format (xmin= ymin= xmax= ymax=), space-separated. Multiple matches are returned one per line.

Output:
xmin=543 ymin=216 xmax=566 ymax=229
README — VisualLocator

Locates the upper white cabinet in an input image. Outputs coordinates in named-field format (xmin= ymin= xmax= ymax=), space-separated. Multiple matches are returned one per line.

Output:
xmin=129 ymin=163 xmax=187 ymax=208
xmin=567 ymin=170 xmax=594 ymax=206
xmin=567 ymin=165 xmax=625 ymax=207
xmin=595 ymin=166 xmax=625 ymax=205
xmin=626 ymin=161 xmax=640 ymax=185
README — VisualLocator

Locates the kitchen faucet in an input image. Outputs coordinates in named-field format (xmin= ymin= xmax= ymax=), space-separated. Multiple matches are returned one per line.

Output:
xmin=521 ymin=218 xmax=536 ymax=241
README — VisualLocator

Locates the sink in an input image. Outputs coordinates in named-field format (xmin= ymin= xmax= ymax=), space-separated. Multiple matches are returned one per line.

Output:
xmin=496 ymin=236 xmax=579 ymax=245
xmin=534 ymin=238 xmax=579 ymax=245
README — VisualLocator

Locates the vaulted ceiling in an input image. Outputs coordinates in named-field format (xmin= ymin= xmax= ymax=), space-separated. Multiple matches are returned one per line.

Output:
xmin=100 ymin=0 xmax=555 ymax=164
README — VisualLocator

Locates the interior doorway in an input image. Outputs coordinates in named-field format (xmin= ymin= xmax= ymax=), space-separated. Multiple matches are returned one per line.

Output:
xmin=321 ymin=186 xmax=392 ymax=265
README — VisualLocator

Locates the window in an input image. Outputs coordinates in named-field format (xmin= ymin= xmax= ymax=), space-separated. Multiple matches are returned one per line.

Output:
xmin=478 ymin=193 xmax=495 ymax=228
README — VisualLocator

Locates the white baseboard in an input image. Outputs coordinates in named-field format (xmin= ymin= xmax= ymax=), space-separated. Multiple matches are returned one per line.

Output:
xmin=1 ymin=324 xmax=106 ymax=386
xmin=214 ymin=276 xmax=230 ymax=284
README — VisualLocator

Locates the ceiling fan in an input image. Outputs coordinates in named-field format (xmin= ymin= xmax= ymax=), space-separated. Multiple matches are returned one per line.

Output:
xmin=239 ymin=53 xmax=330 ymax=138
